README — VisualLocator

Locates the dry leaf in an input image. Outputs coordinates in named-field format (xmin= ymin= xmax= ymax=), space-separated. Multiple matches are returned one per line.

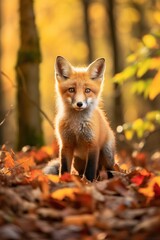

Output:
xmin=47 ymin=174 xmax=60 ymax=183
xmin=139 ymin=176 xmax=160 ymax=198
xmin=60 ymin=173 xmax=73 ymax=182
xmin=63 ymin=214 xmax=96 ymax=226
xmin=4 ymin=152 xmax=15 ymax=168
xmin=51 ymin=187 xmax=80 ymax=200
xmin=16 ymin=156 xmax=35 ymax=171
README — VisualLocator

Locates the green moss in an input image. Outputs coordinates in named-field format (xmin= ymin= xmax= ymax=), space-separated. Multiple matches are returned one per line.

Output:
xmin=17 ymin=49 xmax=42 ymax=65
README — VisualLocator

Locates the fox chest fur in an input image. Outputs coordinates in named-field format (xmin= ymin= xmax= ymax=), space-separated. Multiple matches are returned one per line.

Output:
xmin=56 ymin=111 xmax=95 ymax=148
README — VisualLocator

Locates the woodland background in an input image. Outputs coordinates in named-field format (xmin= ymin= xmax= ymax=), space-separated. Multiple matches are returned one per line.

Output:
xmin=1 ymin=1 xmax=160 ymax=239
xmin=0 ymin=0 xmax=160 ymax=151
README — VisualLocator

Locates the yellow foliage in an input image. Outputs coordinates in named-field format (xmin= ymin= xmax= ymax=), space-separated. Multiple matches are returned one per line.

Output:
xmin=137 ymin=59 xmax=151 ymax=78
xmin=142 ymin=34 xmax=157 ymax=48
xmin=153 ymin=11 xmax=160 ymax=24
xmin=149 ymin=71 xmax=160 ymax=100
xmin=124 ymin=129 xmax=134 ymax=140
xmin=150 ymin=58 xmax=160 ymax=70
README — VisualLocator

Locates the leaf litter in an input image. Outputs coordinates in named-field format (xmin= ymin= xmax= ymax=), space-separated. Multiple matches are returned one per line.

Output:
xmin=0 ymin=145 xmax=160 ymax=239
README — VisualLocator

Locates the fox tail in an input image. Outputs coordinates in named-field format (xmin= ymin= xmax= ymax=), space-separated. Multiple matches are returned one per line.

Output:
xmin=43 ymin=158 xmax=60 ymax=175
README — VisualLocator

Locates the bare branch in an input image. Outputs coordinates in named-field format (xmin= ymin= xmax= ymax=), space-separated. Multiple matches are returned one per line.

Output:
xmin=1 ymin=70 xmax=55 ymax=131
xmin=0 ymin=105 xmax=14 ymax=126
xmin=16 ymin=67 xmax=55 ymax=130
xmin=0 ymin=71 xmax=17 ymax=88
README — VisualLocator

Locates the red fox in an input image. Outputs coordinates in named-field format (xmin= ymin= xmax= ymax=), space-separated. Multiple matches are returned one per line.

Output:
xmin=44 ymin=56 xmax=115 ymax=181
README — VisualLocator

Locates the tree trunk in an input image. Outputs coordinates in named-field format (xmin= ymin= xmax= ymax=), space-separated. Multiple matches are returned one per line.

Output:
xmin=81 ymin=0 xmax=93 ymax=63
xmin=0 ymin=0 xmax=4 ymax=146
xmin=16 ymin=0 xmax=44 ymax=149
xmin=105 ymin=0 xmax=124 ymax=127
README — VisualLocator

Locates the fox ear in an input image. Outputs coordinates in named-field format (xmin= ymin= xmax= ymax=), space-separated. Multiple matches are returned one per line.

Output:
xmin=55 ymin=56 xmax=72 ymax=80
xmin=87 ymin=58 xmax=105 ymax=80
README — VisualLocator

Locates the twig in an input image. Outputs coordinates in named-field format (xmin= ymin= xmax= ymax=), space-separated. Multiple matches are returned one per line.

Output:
xmin=16 ymin=67 xmax=55 ymax=130
xmin=1 ymin=69 xmax=55 ymax=131
xmin=0 ymin=105 xmax=14 ymax=126
xmin=0 ymin=71 xmax=17 ymax=88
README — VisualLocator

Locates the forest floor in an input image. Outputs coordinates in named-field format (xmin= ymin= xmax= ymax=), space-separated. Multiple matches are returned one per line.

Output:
xmin=0 ymin=142 xmax=160 ymax=240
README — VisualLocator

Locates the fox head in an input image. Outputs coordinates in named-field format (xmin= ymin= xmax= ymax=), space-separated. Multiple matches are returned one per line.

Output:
xmin=55 ymin=56 xmax=105 ymax=112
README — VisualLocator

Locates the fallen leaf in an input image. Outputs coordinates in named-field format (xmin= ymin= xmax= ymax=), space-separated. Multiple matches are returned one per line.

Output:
xmin=0 ymin=224 xmax=22 ymax=239
xmin=30 ymin=149 xmax=49 ymax=162
xmin=153 ymin=183 xmax=160 ymax=198
xmin=4 ymin=152 xmax=15 ymax=168
xmin=16 ymin=156 xmax=35 ymax=171
xmin=47 ymin=174 xmax=60 ymax=183
xmin=26 ymin=169 xmax=43 ymax=182
xmin=131 ymin=174 xmax=145 ymax=186
xmin=60 ymin=173 xmax=73 ymax=182
xmin=40 ymin=146 xmax=53 ymax=156
xmin=131 ymin=169 xmax=151 ymax=186
xmin=133 ymin=215 xmax=160 ymax=232
xmin=63 ymin=214 xmax=96 ymax=226
xmin=106 ymin=178 xmax=128 ymax=196
xmin=51 ymin=187 xmax=80 ymax=200
xmin=139 ymin=176 xmax=160 ymax=198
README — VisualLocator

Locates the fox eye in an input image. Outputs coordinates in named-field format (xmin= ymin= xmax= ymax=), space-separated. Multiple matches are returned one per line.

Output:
xmin=68 ymin=87 xmax=75 ymax=93
xmin=85 ymin=88 xmax=91 ymax=93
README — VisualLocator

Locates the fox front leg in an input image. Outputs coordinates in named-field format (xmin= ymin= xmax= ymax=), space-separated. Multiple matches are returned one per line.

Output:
xmin=59 ymin=146 xmax=74 ymax=175
xmin=84 ymin=150 xmax=99 ymax=181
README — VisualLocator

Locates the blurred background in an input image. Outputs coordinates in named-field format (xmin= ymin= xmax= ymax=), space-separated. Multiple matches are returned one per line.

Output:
xmin=0 ymin=0 xmax=160 ymax=151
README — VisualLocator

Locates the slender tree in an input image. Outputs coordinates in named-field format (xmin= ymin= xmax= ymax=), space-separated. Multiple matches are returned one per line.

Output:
xmin=105 ymin=0 xmax=124 ymax=127
xmin=0 ymin=0 xmax=4 ymax=145
xmin=16 ymin=0 xmax=44 ymax=149
xmin=81 ymin=0 xmax=93 ymax=63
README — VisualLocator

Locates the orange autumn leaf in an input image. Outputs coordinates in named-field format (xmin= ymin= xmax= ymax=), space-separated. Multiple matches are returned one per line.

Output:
xmin=131 ymin=168 xmax=152 ymax=186
xmin=131 ymin=174 xmax=146 ymax=186
xmin=16 ymin=156 xmax=35 ymax=171
xmin=40 ymin=146 xmax=53 ymax=156
xmin=27 ymin=169 xmax=44 ymax=182
xmin=37 ymin=172 xmax=49 ymax=198
xmin=138 ymin=169 xmax=152 ymax=177
xmin=51 ymin=187 xmax=80 ymax=200
xmin=30 ymin=149 xmax=50 ymax=162
xmin=28 ymin=145 xmax=54 ymax=163
xmin=139 ymin=176 xmax=160 ymax=198
xmin=120 ymin=163 xmax=129 ymax=171
xmin=4 ymin=152 xmax=15 ymax=168
xmin=74 ymin=192 xmax=93 ymax=209
xmin=60 ymin=173 xmax=73 ymax=182
xmin=27 ymin=169 xmax=49 ymax=197
xmin=47 ymin=174 xmax=60 ymax=183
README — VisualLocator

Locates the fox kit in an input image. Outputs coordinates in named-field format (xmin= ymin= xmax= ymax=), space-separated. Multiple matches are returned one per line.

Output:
xmin=45 ymin=56 xmax=115 ymax=181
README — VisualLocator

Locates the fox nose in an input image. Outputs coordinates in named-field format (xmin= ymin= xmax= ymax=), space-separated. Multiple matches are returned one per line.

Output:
xmin=77 ymin=102 xmax=83 ymax=108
